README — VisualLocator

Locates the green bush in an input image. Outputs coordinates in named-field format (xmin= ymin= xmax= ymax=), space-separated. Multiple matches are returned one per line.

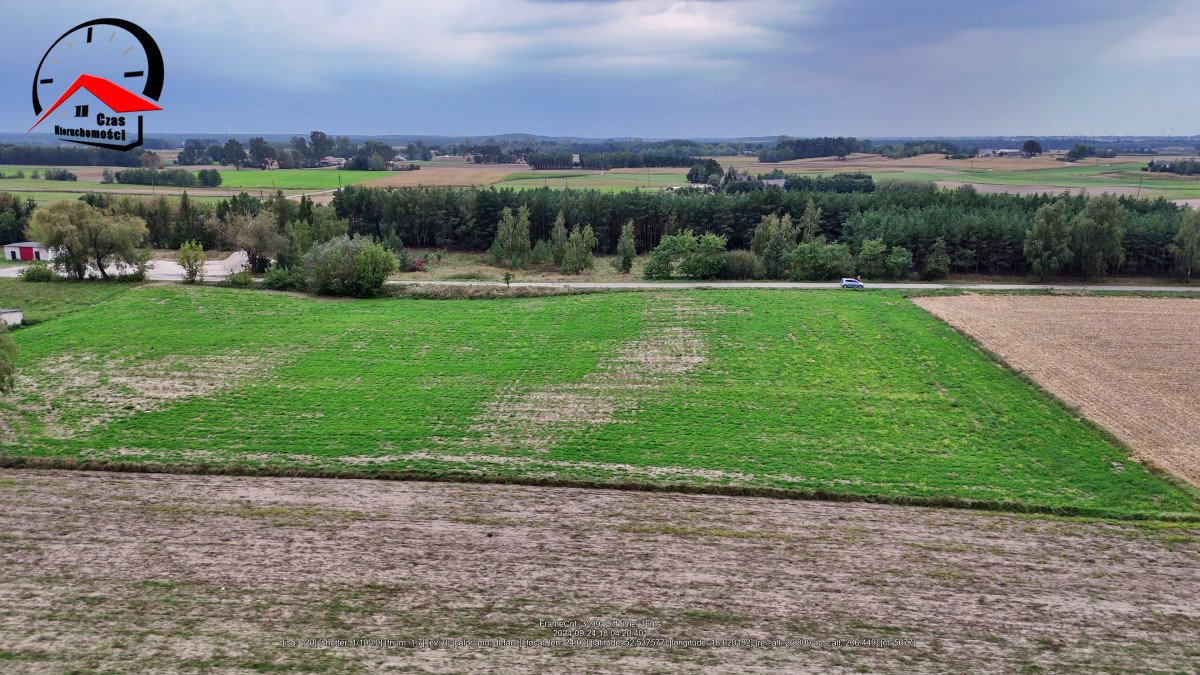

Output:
xmin=18 ymin=262 xmax=56 ymax=282
xmin=643 ymin=250 xmax=673 ymax=279
xmin=393 ymin=245 xmax=417 ymax=273
xmin=786 ymin=240 xmax=856 ymax=281
xmin=303 ymin=235 xmax=398 ymax=297
xmin=642 ymin=231 xmax=727 ymax=279
xmin=885 ymin=247 xmax=914 ymax=279
xmin=263 ymin=264 xmax=306 ymax=291
xmin=225 ymin=269 xmax=254 ymax=287
xmin=530 ymin=239 xmax=552 ymax=265
xmin=715 ymin=250 xmax=761 ymax=280
xmin=678 ymin=233 xmax=728 ymax=279
xmin=177 ymin=239 xmax=206 ymax=284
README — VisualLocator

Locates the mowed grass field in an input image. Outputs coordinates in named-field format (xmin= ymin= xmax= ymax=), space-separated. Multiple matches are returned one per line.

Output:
xmin=213 ymin=168 xmax=394 ymax=189
xmin=1 ymin=282 xmax=1195 ymax=519
xmin=499 ymin=169 xmax=691 ymax=191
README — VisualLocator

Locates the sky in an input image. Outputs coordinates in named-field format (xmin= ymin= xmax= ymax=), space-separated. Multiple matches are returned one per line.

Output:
xmin=2 ymin=0 xmax=1199 ymax=139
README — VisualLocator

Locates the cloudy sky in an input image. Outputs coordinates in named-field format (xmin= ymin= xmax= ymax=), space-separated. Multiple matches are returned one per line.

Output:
xmin=2 ymin=0 xmax=1199 ymax=138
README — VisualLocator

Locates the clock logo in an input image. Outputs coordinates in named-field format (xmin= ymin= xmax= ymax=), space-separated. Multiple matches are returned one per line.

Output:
xmin=28 ymin=18 xmax=164 ymax=151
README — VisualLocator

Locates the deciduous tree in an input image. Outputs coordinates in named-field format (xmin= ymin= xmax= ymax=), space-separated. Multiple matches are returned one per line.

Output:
xmin=27 ymin=201 xmax=148 ymax=279
xmin=1024 ymin=201 xmax=1072 ymax=281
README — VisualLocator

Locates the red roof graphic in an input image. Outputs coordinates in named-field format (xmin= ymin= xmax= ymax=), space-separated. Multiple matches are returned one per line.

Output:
xmin=28 ymin=74 xmax=161 ymax=132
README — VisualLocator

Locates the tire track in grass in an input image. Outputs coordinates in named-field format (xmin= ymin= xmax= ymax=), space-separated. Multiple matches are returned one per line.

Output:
xmin=434 ymin=295 xmax=724 ymax=464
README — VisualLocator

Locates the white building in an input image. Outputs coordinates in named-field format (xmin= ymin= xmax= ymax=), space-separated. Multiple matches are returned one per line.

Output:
xmin=3 ymin=241 xmax=50 ymax=262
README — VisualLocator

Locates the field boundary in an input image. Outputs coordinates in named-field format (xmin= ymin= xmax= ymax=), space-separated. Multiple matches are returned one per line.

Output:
xmin=910 ymin=296 xmax=1200 ymax=498
xmin=2 ymin=454 xmax=1196 ymax=522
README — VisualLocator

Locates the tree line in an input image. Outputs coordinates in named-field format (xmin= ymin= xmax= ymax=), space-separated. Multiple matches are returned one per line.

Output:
xmin=176 ymin=131 xmax=398 ymax=171
xmin=756 ymin=137 xmax=874 ymax=162
xmin=326 ymin=181 xmax=1194 ymax=279
xmin=0 ymin=144 xmax=145 ymax=167
xmin=7 ymin=179 xmax=1197 ymax=282
xmin=1147 ymin=159 xmax=1200 ymax=175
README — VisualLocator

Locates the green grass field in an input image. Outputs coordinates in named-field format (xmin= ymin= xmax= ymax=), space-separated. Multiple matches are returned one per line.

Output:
xmin=855 ymin=162 xmax=1200 ymax=198
xmin=0 ymin=279 xmax=132 ymax=323
xmin=213 ymin=169 xmax=392 ymax=189
xmin=0 ymin=283 xmax=1194 ymax=519
xmin=500 ymin=170 xmax=691 ymax=191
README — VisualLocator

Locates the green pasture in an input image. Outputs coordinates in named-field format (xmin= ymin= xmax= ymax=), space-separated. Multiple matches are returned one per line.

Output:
xmin=0 ymin=283 xmax=1194 ymax=519
xmin=500 ymin=170 xmax=691 ymax=191
xmin=213 ymin=169 xmax=393 ymax=189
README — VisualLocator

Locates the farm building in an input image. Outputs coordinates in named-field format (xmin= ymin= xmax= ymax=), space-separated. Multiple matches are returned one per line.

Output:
xmin=3 ymin=241 xmax=50 ymax=262
xmin=977 ymin=148 xmax=1027 ymax=158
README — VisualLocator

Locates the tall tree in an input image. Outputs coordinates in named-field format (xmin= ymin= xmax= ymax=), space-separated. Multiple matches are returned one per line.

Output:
xmin=222 ymin=139 xmax=247 ymax=170
xmin=488 ymin=206 xmax=532 ymax=268
xmin=922 ymin=238 xmax=951 ymax=280
xmin=798 ymin=198 xmax=822 ymax=242
xmin=550 ymin=211 xmax=569 ymax=266
xmin=1168 ymin=210 xmax=1200 ymax=279
xmin=1024 ymin=201 xmax=1072 ymax=281
xmin=614 ymin=219 xmax=636 ymax=273
xmin=1071 ymin=194 xmax=1126 ymax=281
xmin=856 ymin=238 xmax=889 ymax=278
xmin=309 ymin=131 xmax=334 ymax=161
xmin=247 ymin=137 xmax=276 ymax=168
xmin=1021 ymin=140 xmax=1043 ymax=156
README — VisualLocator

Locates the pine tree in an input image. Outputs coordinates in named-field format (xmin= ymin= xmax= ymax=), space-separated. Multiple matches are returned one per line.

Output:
xmin=614 ymin=219 xmax=636 ymax=273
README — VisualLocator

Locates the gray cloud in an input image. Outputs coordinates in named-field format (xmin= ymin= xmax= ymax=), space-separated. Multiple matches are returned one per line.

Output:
xmin=1 ymin=0 xmax=1197 ymax=136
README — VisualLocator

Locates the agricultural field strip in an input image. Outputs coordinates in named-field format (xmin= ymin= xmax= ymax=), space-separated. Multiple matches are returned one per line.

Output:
xmin=0 ymin=469 xmax=1197 ymax=673
xmin=1 ymin=285 xmax=1194 ymax=518
xmin=914 ymin=295 xmax=1200 ymax=488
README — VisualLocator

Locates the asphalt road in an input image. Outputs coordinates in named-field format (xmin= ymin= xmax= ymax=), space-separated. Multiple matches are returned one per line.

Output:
xmin=388 ymin=279 xmax=1200 ymax=293
xmin=2 ymin=257 xmax=1198 ymax=292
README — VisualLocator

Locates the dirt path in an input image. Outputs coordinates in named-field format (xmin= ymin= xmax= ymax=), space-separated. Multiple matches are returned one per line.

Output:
xmin=915 ymin=295 xmax=1200 ymax=486
xmin=0 ymin=469 xmax=1195 ymax=673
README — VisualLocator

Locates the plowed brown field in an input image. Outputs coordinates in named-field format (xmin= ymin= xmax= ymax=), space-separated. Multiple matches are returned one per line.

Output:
xmin=914 ymin=295 xmax=1200 ymax=486
xmin=0 ymin=469 xmax=1196 ymax=673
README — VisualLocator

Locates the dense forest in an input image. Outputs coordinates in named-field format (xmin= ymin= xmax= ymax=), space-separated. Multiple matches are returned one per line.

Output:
xmin=325 ymin=182 xmax=1188 ymax=278
xmin=756 ymin=137 xmax=873 ymax=162
xmin=0 ymin=144 xmax=146 ymax=167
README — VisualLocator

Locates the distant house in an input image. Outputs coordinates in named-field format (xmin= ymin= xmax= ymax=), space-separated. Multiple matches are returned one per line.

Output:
xmin=978 ymin=149 xmax=1026 ymax=158
xmin=763 ymin=178 xmax=787 ymax=188
xmin=3 ymin=241 xmax=50 ymax=262
xmin=263 ymin=159 xmax=279 ymax=171
xmin=318 ymin=156 xmax=346 ymax=168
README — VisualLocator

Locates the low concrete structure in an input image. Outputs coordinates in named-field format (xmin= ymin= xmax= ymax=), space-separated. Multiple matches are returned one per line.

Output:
xmin=0 ymin=308 xmax=22 ymax=327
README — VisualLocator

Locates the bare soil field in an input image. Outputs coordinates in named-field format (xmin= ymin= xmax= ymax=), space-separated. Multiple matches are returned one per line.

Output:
xmin=0 ymin=469 xmax=1196 ymax=673
xmin=914 ymin=295 xmax=1200 ymax=487
xmin=361 ymin=163 xmax=531 ymax=188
